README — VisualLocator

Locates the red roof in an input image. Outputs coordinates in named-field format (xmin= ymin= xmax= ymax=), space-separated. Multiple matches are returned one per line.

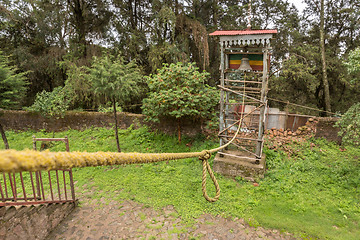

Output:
xmin=209 ymin=29 xmax=277 ymax=36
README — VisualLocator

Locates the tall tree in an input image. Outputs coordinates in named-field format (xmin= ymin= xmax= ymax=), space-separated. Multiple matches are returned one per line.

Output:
xmin=88 ymin=54 xmax=144 ymax=152
xmin=302 ymin=0 xmax=360 ymax=113
xmin=0 ymin=51 xmax=28 ymax=148
xmin=320 ymin=0 xmax=331 ymax=115
xmin=67 ymin=0 xmax=112 ymax=58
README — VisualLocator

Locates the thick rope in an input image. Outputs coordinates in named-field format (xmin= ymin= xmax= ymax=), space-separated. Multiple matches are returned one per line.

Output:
xmin=199 ymin=150 xmax=220 ymax=202
xmin=0 ymin=150 xmax=207 ymax=172
xmin=0 ymin=149 xmax=222 ymax=202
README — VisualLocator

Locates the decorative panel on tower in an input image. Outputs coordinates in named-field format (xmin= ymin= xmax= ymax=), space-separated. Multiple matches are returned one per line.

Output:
xmin=228 ymin=54 xmax=264 ymax=71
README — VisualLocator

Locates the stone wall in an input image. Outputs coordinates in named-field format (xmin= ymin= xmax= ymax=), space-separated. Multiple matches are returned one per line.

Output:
xmin=0 ymin=111 xmax=343 ymax=142
xmin=0 ymin=202 xmax=76 ymax=240
xmin=314 ymin=117 xmax=342 ymax=144
xmin=0 ymin=110 xmax=204 ymax=137
xmin=0 ymin=110 xmax=144 ymax=132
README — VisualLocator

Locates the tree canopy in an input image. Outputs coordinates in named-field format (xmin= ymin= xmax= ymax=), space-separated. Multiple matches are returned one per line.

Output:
xmin=345 ymin=47 xmax=360 ymax=82
xmin=0 ymin=0 xmax=359 ymax=115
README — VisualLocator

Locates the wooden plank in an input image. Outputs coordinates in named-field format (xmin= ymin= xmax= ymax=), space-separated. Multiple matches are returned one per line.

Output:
xmin=219 ymin=134 xmax=263 ymax=142
xmin=223 ymin=85 xmax=262 ymax=91
xmin=225 ymin=51 xmax=263 ymax=55
xmin=219 ymin=45 xmax=225 ymax=146
xmin=225 ymin=69 xmax=263 ymax=74
xmin=224 ymin=102 xmax=259 ymax=105
xmin=224 ymin=79 xmax=262 ymax=84
xmin=217 ymin=152 xmax=258 ymax=163
xmin=217 ymin=85 xmax=263 ymax=103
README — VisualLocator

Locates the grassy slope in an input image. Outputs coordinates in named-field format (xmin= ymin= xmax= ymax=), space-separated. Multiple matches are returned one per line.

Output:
xmin=1 ymin=127 xmax=360 ymax=239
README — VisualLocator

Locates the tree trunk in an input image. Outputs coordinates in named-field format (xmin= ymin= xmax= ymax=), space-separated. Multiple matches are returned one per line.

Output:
xmin=320 ymin=0 xmax=331 ymax=116
xmin=177 ymin=119 xmax=181 ymax=143
xmin=113 ymin=99 xmax=121 ymax=152
xmin=68 ymin=0 xmax=87 ymax=57
xmin=0 ymin=121 xmax=9 ymax=149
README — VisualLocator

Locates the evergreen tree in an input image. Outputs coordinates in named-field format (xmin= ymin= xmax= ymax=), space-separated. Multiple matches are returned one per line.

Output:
xmin=0 ymin=51 xmax=28 ymax=148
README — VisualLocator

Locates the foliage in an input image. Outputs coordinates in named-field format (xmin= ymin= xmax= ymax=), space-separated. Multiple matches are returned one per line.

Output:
xmin=345 ymin=47 xmax=360 ymax=83
xmin=1 ymin=0 xmax=360 ymax=114
xmin=142 ymin=62 xmax=217 ymax=123
xmin=335 ymin=103 xmax=360 ymax=146
xmin=62 ymin=61 xmax=96 ymax=109
xmin=88 ymin=54 xmax=144 ymax=105
xmin=0 ymin=51 xmax=28 ymax=109
xmin=2 ymin=127 xmax=360 ymax=239
xmin=87 ymin=54 xmax=144 ymax=151
xmin=269 ymin=45 xmax=319 ymax=115
xmin=27 ymin=87 xmax=70 ymax=119
xmin=98 ymin=102 xmax=122 ymax=113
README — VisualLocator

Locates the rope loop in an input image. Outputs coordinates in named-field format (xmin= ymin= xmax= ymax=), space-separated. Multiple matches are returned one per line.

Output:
xmin=199 ymin=151 xmax=220 ymax=202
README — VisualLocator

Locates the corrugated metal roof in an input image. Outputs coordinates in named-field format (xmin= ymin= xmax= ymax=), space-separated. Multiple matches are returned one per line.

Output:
xmin=209 ymin=29 xmax=278 ymax=36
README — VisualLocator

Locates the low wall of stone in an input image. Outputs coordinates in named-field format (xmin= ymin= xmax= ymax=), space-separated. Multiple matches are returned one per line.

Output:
xmin=0 ymin=110 xmax=144 ymax=132
xmin=0 ymin=110 xmax=204 ymax=137
xmin=0 ymin=111 xmax=343 ymax=143
xmin=0 ymin=202 xmax=76 ymax=240
xmin=314 ymin=117 xmax=342 ymax=144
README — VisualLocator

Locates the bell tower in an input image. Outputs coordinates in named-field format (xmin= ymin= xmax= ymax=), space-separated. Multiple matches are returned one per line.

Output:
xmin=209 ymin=28 xmax=277 ymax=179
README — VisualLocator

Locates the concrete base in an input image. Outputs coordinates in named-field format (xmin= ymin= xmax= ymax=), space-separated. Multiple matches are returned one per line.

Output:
xmin=213 ymin=150 xmax=266 ymax=181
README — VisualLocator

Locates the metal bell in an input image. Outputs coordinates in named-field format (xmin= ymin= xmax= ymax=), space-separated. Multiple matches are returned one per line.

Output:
xmin=238 ymin=57 xmax=252 ymax=71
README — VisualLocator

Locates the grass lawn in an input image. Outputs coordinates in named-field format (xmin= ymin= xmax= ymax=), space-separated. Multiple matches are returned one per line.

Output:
xmin=1 ymin=126 xmax=360 ymax=239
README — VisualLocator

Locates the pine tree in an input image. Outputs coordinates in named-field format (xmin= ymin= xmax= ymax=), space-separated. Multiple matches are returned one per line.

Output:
xmin=0 ymin=51 xmax=28 ymax=149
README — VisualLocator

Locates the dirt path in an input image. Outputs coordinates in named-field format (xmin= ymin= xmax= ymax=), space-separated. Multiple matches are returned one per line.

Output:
xmin=47 ymin=193 xmax=296 ymax=240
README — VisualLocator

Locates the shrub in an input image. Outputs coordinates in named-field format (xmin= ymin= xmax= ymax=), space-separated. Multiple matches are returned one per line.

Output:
xmin=28 ymin=87 xmax=70 ymax=119
xmin=335 ymin=102 xmax=360 ymax=146
xmin=142 ymin=62 xmax=217 ymax=142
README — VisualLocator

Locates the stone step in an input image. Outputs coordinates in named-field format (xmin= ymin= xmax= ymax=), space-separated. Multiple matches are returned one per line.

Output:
xmin=213 ymin=150 xmax=266 ymax=180
xmin=0 ymin=201 xmax=77 ymax=240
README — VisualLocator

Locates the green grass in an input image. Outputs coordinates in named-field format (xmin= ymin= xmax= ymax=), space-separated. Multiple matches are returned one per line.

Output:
xmin=1 ymin=126 xmax=360 ymax=239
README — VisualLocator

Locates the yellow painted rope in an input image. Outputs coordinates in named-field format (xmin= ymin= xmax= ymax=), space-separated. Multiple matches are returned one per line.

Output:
xmin=0 ymin=150 xmax=207 ymax=173
xmin=0 ymin=149 xmax=221 ymax=202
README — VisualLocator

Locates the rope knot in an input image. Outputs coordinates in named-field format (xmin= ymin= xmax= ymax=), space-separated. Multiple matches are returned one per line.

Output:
xmin=199 ymin=150 xmax=211 ymax=161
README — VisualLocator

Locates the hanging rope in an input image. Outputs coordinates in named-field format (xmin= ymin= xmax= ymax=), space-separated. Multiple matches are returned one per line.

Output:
xmin=267 ymin=97 xmax=337 ymax=116
xmin=199 ymin=150 xmax=220 ymax=202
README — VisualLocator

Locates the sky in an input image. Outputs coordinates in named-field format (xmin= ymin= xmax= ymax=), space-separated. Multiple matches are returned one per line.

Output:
xmin=287 ymin=0 xmax=307 ymax=14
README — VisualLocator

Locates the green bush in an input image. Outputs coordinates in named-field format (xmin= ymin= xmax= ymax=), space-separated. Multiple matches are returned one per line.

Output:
xmin=335 ymin=102 xmax=360 ymax=146
xmin=27 ymin=87 xmax=70 ymax=119
xmin=142 ymin=62 xmax=218 ymax=142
